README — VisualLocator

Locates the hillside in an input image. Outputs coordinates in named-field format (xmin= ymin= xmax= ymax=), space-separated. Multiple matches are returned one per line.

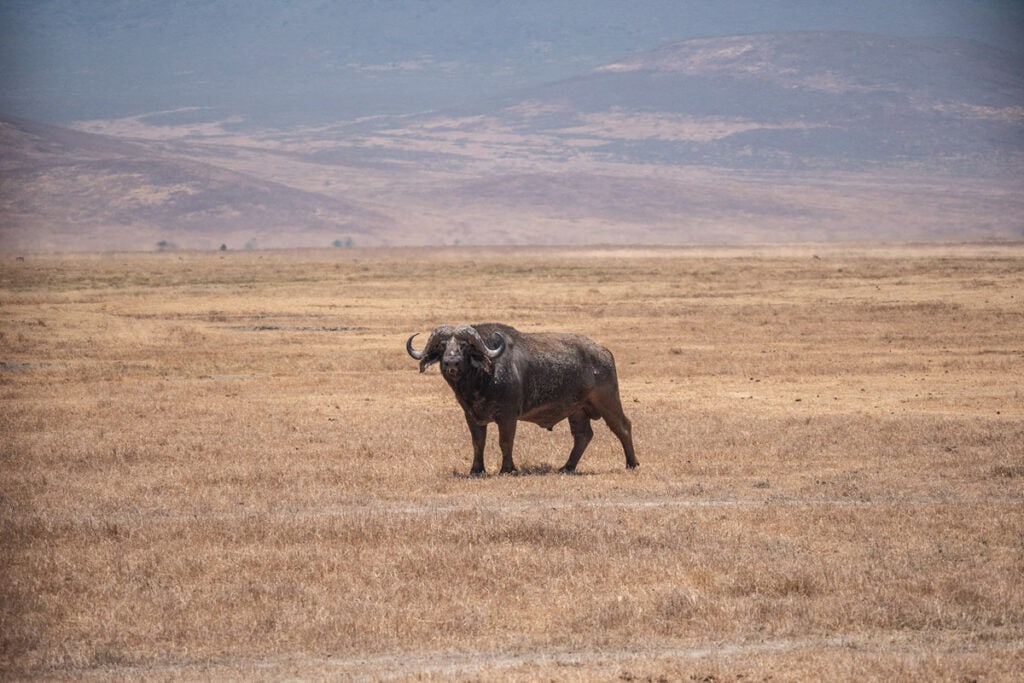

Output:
xmin=2 ymin=32 xmax=1022 ymax=251
xmin=0 ymin=115 xmax=390 ymax=252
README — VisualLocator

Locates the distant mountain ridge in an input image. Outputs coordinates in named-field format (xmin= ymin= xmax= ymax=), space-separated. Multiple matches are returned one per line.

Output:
xmin=2 ymin=32 xmax=1022 ymax=251
xmin=6 ymin=2 xmax=1023 ymax=127
xmin=459 ymin=32 xmax=1024 ymax=172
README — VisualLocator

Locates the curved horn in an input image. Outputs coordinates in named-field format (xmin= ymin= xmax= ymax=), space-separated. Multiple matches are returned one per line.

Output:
xmin=456 ymin=325 xmax=506 ymax=360
xmin=406 ymin=333 xmax=424 ymax=360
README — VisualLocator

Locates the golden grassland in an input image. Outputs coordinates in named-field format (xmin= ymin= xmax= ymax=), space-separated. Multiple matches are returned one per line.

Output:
xmin=1 ymin=244 xmax=1022 ymax=680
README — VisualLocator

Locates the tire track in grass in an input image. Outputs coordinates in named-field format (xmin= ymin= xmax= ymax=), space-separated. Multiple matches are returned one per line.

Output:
xmin=80 ymin=636 xmax=853 ymax=680
xmin=77 ymin=633 xmax=1024 ymax=679
xmin=311 ymin=638 xmax=852 ymax=681
xmin=87 ymin=494 xmax=1024 ymax=526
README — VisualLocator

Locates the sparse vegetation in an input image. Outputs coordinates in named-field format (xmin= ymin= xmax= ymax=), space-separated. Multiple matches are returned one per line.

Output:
xmin=1 ymin=245 xmax=1022 ymax=680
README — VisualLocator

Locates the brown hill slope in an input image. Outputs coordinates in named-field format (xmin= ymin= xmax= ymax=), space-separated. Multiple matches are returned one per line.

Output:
xmin=0 ymin=115 xmax=390 ymax=252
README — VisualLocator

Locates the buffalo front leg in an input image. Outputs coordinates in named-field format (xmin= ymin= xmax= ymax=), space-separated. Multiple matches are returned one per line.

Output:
xmin=560 ymin=411 xmax=594 ymax=473
xmin=466 ymin=417 xmax=487 ymax=475
xmin=496 ymin=417 xmax=518 ymax=474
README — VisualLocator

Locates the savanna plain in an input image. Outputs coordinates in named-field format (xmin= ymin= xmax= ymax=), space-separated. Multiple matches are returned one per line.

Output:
xmin=1 ymin=244 xmax=1022 ymax=681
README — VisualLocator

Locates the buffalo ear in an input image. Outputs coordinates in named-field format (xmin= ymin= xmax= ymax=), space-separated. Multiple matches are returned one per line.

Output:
xmin=419 ymin=354 xmax=441 ymax=373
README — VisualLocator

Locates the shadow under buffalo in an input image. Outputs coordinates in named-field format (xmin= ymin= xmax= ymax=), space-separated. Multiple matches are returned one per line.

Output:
xmin=450 ymin=463 xmax=598 ymax=478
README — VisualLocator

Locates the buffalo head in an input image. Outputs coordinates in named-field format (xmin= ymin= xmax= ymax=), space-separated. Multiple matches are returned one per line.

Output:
xmin=406 ymin=325 xmax=506 ymax=380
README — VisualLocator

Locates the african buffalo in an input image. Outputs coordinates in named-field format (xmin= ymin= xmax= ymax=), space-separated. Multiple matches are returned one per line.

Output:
xmin=406 ymin=323 xmax=638 ymax=474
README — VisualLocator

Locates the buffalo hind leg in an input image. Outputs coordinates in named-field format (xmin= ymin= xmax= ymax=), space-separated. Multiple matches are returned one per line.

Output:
xmin=592 ymin=390 xmax=639 ymax=469
xmin=607 ymin=413 xmax=638 ymax=469
xmin=560 ymin=411 xmax=594 ymax=473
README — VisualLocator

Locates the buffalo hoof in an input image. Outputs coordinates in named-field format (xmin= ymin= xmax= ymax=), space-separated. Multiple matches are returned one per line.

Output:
xmin=558 ymin=465 xmax=578 ymax=474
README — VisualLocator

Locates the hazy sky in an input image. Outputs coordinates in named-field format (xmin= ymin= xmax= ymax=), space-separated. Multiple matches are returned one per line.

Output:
xmin=2 ymin=1 xmax=1022 ymax=126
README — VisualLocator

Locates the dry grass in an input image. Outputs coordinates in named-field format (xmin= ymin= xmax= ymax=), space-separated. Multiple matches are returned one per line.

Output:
xmin=1 ymin=244 xmax=1022 ymax=680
